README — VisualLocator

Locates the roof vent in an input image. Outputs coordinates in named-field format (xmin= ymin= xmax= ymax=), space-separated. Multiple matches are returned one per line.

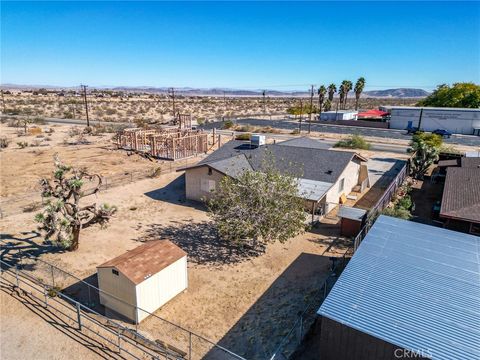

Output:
xmin=325 ymin=170 xmax=333 ymax=175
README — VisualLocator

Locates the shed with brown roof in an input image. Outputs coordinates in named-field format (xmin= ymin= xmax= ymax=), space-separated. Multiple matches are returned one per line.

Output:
xmin=97 ymin=240 xmax=188 ymax=323
xmin=440 ymin=167 xmax=480 ymax=235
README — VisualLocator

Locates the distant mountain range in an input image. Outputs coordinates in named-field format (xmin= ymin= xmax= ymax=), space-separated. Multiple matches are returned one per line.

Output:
xmin=1 ymin=84 xmax=430 ymax=98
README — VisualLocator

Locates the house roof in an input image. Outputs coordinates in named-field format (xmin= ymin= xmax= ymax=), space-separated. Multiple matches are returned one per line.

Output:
xmin=440 ymin=167 xmax=480 ymax=223
xmin=461 ymin=157 xmax=480 ymax=168
xmin=193 ymin=140 xmax=364 ymax=184
xmin=277 ymin=136 xmax=332 ymax=150
xmin=337 ymin=205 xmax=367 ymax=221
xmin=318 ymin=215 xmax=480 ymax=360
xmin=97 ymin=240 xmax=187 ymax=285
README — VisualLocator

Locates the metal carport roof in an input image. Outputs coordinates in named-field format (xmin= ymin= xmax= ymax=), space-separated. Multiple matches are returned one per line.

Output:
xmin=318 ymin=215 xmax=480 ymax=360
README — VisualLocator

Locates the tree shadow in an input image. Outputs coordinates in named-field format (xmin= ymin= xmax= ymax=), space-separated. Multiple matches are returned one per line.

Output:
xmin=203 ymin=252 xmax=334 ymax=360
xmin=0 ymin=231 xmax=62 ymax=264
xmin=134 ymin=221 xmax=262 ymax=266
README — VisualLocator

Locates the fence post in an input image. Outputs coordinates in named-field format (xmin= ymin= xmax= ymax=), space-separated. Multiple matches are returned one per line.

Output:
xmin=15 ymin=264 xmax=19 ymax=287
xmin=51 ymin=265 xmax=55 ymax=287
xmin=44 ymin=286 xmax=48 ymax=308
xmin=189 ymin=332 xmax=192 ymax=360
xmin=76 ymin=303 xmax=82 ymax=330
xmin=118 ymin=331 xmax=121 ymax=354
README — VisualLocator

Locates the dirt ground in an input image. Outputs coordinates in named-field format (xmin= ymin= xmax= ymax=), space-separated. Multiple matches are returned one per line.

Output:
xmin=1 ymin=166 xmax=349 ymax=359
xmin=0 ymin=122 xmax=408 ymax=359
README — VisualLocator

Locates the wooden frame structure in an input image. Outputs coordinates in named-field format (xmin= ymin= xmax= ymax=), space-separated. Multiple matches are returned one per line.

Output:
xmin=116 ymin=127 xmax=208 ymax=160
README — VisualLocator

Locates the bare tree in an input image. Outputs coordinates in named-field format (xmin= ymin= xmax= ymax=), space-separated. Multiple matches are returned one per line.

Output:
xmin=35 ymin=155 xmax=116 ymax=251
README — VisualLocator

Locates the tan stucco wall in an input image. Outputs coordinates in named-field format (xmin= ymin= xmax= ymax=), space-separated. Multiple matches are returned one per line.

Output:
xmin=185 ymin=166 xmax=225 ymax=201
xmin=98 ymin=268 xmax=137 ymax=322
xmin=325 ymin=159 xmax=362 ymax=213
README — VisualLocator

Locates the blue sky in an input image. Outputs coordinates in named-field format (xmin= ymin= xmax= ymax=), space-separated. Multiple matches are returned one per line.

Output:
xmin=1 ymin=1 xmax=479 ymax=90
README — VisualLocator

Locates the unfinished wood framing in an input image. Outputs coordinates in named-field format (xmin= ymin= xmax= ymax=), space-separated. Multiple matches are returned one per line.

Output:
xmin=116 ymin=127 xmax=208 ymax=160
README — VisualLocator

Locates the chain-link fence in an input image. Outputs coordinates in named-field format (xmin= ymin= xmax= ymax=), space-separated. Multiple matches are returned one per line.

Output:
xmin=4 ymin=255 xmax=244 ymax=360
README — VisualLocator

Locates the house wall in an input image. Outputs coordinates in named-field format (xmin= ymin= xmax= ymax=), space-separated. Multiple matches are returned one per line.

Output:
xmin=185 ymin=166 xmax=225 ymax=202
xmin=315 ymin=316 xmax=430 ymax=360
xmin=325 ymin=159 xmax=362 ymax=213
xmin=98 ymin=268 xmax=137 ymax=322
xmin=135 ymin=256 xmax=188 ymax=323
xmin=388 ymin=108 xmax=480 ymax=134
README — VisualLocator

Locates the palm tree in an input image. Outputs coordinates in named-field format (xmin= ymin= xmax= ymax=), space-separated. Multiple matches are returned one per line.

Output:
xmin=339 ymin=82 xmax=346 ymax=109
xmin=317 ymin=85 xmax=327 ymax=117
xmin=342 ymin=80 xmax=353 ymax=109
xmin=354 ymin=77 xmax=366 ymax=110
xmin=327 ymin=84 xmax=336 ymax=102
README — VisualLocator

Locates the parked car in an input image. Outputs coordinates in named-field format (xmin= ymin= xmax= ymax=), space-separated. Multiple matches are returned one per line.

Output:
xmin=432 ymin=129 xmax=452 ymax=138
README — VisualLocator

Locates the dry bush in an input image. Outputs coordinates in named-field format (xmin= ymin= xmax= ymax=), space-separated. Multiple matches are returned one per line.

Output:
xmin=0 ymin=136 xmax=10 ymax=149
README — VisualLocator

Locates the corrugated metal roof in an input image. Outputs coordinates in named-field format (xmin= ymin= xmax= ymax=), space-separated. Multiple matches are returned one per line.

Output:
xmin=338 ymin=206 xmax=367 ymax=221
xmin=318 ymin=215 xmax=480 ymax=360
xmin=297 ymin=179 xmax=332 ymax=201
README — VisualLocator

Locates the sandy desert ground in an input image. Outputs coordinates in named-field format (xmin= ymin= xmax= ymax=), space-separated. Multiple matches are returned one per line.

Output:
xmin=1 ymin=91 xmax=419 ymax=124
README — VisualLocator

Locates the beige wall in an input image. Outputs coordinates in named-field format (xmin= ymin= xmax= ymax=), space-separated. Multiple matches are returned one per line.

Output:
xmin=136 ymin=256 xmax=188 ymax=322
xmin=185 ymin=166 xmax=225 ymax=202
xmin=325 ymin=159 xmax=362 ymax=213
xmin=98 ymin=268 xmax=137 ymax=322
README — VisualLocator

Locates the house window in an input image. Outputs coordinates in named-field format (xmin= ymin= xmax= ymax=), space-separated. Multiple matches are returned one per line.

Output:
xmin=208 ymin=168 xmax=213 ymax=176
xmin=339 ymin=178 xmax=345 ymax=193
xmin=112 ymin=269 xmax=119 ymax=276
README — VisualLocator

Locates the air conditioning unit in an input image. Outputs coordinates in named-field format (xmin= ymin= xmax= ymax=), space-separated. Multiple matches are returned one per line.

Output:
xmin=251 ymin=134 xmax=266 ymax=147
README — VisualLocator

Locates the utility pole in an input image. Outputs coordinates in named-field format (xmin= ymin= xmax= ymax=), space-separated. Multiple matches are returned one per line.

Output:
xmin=80 ymin=85 xmax=90 ymax=127
xmin=169 ymin=87 xmax=176 ymax=121
xmin=308 ymin=85 xmax=314 ymax=133
xmin=417 ymin=107 xmax=424 ymax=131
xmin=223 ymin=91 xmax=227 ymax=120
xmin=262 ymin=90 xmax=266 ymax=114
xmin=298 ymin=99 xmax=303 ymax=133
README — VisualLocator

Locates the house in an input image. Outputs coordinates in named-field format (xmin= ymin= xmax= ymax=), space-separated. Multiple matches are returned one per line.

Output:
xmin=319 ymin=110 xmax=358 ymax=121
xmin=316 ymin=215 xmax=480 ymax=360
xmin=380 ymin=106 xmax=480 ymax=135
xmin=180 ymin=137 xmax=369 ymax=218
xmin=440 ymin=163 xmax=480 ymax=235
xmin=97 ymin=240 xmax=188 ymax=323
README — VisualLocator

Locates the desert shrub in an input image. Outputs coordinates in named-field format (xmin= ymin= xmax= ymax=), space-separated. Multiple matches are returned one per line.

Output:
xmin=28 ymin=127 xmax=42 ymax=135
xmin=235 ymin=133 xmax=251 ymax=141
xmin=223 ymin=120 xmax=234 ymax=129
xmin=237 ymin=125 xmax=255 ymax=132
xmin=397 ymin=194 xmax=413 ymax=210
xmin=68 ymin=127 xmax=82 ymax=137
xmin=45 ymin=127 xmax=55 ymax=134
xmin=17 ymin=141 xmax=29 ymax=148
xmin=0 ymin=136 xmax=10 ymax=148
xmin=196 ymin=117 xmax=205 ymax=125
xmin=32 ymin=117 xmax=46 ymax=125
xmin=334 ymin=134 xmax=371 ymax=150
xmin=382 ymin=206 xmax=412 ymax=220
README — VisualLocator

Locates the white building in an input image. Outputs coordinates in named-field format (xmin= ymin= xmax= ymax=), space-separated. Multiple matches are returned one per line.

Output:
xmin=97 ymin=240 xmax=188 ymax=323
xmin=319 ymin=110 xmax=359 ymax=121
xmin=380 ymin=106 xmax=480 ymax=135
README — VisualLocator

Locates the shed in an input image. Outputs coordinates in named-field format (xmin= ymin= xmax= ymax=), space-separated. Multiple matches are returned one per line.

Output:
xmin=316 ymin=215 xmax=480 ymax=360
xmin=97 ymin=240 xmax=188 ymax=323
xmin=338 ymin=206 xmax=367 ymax=236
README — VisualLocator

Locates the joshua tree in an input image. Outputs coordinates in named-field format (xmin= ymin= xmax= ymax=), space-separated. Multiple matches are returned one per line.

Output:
xmin=35 ymin=155 xmax=116 ymax=251
xmin=354 ymin=77 xmax=366 ymax=110
xmin=317 ymin=85 xmax=327 ymax=117
xmin=327 ymin=84 xmax=336 ymax=102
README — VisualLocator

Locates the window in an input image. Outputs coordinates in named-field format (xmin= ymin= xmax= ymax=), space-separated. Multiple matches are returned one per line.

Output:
xmin=208 ymin=168 xmax=213 ymax=176
xmin=339 ymin=178 xmax=345 ymax=193
xmin=112 ymin=269 xmax=119 ymax=276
